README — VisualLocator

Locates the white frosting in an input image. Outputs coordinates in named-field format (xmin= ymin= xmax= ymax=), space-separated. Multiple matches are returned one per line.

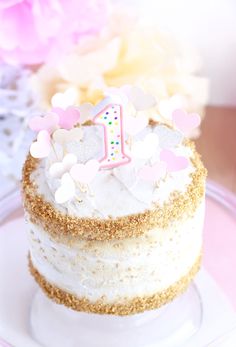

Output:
xmin=27 ymin=200 xmax=204 ymax=303
xmin=31 ymin=124 xmax=195 ymax=218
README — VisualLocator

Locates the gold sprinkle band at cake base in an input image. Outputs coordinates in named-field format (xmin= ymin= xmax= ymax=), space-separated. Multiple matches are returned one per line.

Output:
xmin=29 ymin=253 xmax=201 ymax=316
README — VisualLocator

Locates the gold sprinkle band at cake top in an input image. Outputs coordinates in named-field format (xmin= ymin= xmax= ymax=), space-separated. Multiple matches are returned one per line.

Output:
xmin=28 ymin=253 xmax=201 ymax=316
xmin=22 ymin=141 xmax=207 ymax=242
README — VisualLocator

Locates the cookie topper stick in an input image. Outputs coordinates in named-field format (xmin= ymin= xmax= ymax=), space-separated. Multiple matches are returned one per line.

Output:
xmin=93 ymin=104 xmax=131 ymax=169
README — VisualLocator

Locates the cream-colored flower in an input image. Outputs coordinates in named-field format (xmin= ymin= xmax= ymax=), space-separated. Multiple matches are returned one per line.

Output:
xmin=31 ymin=11 xmax=208 ymax=130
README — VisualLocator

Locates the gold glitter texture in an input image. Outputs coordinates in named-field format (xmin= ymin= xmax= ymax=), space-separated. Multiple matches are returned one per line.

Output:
xmin=29 ymin=253 xmax=201 ymax=316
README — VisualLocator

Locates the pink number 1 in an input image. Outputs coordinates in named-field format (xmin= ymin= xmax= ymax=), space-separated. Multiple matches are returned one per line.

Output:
xmin=93 ymin=104 xmax=131 ymax=169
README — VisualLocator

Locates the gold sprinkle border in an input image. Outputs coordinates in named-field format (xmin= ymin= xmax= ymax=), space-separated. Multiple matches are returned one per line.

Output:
xmin=22 ymin=141 xmax=207 ymax=241
xmin=29 ymin=253 xmax=201 ymax=316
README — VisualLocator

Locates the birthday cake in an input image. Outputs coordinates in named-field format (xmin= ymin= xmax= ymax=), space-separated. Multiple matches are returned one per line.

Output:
xmin=22 ymin=87 xmax=207 ymax=316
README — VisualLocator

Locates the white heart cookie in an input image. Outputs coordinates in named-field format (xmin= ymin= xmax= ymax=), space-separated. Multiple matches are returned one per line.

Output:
xmin=30 ymin=130 xmax=51 ymax=159
xmin=125 ymin=86 xmax=156 ymax=111
xmin=158 ymin=95 xmax=186 ymax=119
xmin=154 ymin=125 xmax=183 ymax=149
xmin=70 ymin=159 xmax=100 ymax=184
xmin=132 ymin=133 xmax=159 ymax=159
xmin=49 ymin=153 xmax=77 ymax=178
xmin=124 ymin=114 xmax=148 ymax=136
xmin=55 ymin=173 xmax=76 ymax=204
xmin=105 ymin=87 xmax=129 ymax=106
xmin=51 ymin=87 xmax=78 ymax=109
xmin=53 ymin=128 xmax=83 ymax=145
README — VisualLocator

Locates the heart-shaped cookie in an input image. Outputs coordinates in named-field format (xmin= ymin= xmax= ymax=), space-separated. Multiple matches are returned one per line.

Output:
xmin=70 ymin=159 xmax=100 ymax=184
xmin=139 ymin=161 xmax=167 ymax=182
xmin=53 ymin=128 xmax=83 ymax=145
xmin=158 ymin=95 xmax=185 ymax=119
xmin=160 ymin=149 xmax=189 ymax=172
xmin=105 ymin=87 xmax=129 ymax=106
xmin=51 ymin=87 xmax=78 ymax=109
xmin=155 ymin=125 xmax=183 ymax=149
xmin=29 ymin=113 xmax=59 ymax=134
xmin=30 ymin=130 xmax=51 ymax=158
xmin=49 ymin=153 xmax=77 ymax=178
xmin=132 ymin=133 xmax=159 ymax=159
xmin=124 ymin=114 xmax=148 ymax=136
xmin=172 ymin=109 xmax=201 ymax=136
xmin=125 ymin=86 xmax=156 ymax=111
xmin=55 ymin=173 xmax=76 ymax=204
xmin=52 ymin=106 xmax=80 ymax=130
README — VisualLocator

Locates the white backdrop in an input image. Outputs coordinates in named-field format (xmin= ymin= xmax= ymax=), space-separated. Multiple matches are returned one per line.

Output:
xmin=115 ymin=0 xmax=236 ymax=107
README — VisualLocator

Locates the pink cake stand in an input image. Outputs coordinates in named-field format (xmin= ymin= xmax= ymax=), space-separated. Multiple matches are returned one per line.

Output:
xmin=0 ymin=180 xmax=236 ymax=347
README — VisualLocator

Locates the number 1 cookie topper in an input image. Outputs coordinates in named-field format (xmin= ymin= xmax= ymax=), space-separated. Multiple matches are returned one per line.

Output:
xmin=93 ymin=104 xmax=131 ymax=169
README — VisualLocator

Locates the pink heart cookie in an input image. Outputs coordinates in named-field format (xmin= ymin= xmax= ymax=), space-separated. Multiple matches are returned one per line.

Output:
xmin=124 ymin=114 xmax=148 ymax=136
xmin=160 ymin=149 xmax=189 ymax=172
xmin=139 ymin=162 xmax=167 ymax=182
xmin=29 ymin=113 xmax=59 ymax=134
xmin=53 ymin=106 xmax=80 ymax=130
xmin=70 ymin=160 xmax=100 ymax=184
xmin=30 ymin=130 xmax=51 ymax=158
xmin=172 ymin=109 xmax=201 ymax=136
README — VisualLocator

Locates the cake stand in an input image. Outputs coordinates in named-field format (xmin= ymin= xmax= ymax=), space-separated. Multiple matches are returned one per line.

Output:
xmin=0 ymin=181 xmax=236 ymax=347
xmin=30 ymin=282 xmax=202 ymax=347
